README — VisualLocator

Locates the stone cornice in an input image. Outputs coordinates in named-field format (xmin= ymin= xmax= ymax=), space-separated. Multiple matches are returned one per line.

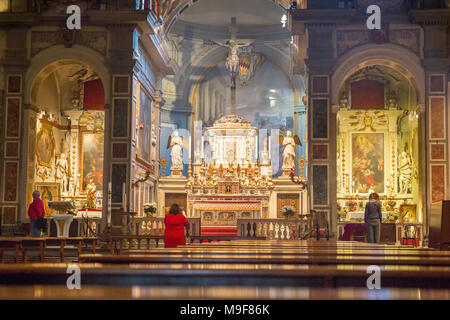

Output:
xmin=409 ymin=9 xmax=450 ymax=25
xmin=289 ymin=9 xmax=358 ymax=25
xmin=0 ymin=11 xmax=149 ymax=27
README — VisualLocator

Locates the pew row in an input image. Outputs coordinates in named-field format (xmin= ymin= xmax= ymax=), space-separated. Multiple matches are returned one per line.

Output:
xmin=78 ymin=253 xmax=450 ymax=267
xmin=0 ymin=285 xmax=449 ymax=300
xmin=1 ymin=263 xmax=450 ymax=289
xmin=0 ymin=237 xmax=97 ymax=263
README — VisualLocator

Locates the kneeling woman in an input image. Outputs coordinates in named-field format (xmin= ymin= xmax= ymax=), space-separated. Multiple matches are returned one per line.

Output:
xmin=164 ymin=204 xmax=190 ymax=248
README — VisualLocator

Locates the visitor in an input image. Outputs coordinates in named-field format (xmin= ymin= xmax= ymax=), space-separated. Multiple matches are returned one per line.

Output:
xmin=164 ymin=204 xmax=190 ymax=248
xmin=364 ymin=192 xmax=382 ymax=243
xmin=28 ymin=190 xmax=46 ymax=237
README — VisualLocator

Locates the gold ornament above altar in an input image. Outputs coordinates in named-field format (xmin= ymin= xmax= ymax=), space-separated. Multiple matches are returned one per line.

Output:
xmin=187 ymin=114 xmax=273 ymax=195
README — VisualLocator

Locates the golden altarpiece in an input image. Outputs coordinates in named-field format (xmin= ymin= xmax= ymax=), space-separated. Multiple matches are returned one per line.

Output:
xmin=335 ymin=66 xmax=422 ymax=244
xmin=157 ymin=113 xmax=308 ymax=231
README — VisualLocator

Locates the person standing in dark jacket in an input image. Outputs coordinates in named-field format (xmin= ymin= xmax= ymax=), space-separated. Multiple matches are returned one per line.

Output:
xmin=364 ymin=193 xmax=382 ymax=243
xmin=28 ymin=190 xmax=46 ymax=237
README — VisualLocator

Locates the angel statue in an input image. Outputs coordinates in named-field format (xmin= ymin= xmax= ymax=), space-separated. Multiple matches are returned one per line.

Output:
xmin=279 ymin=131 xmax=302 ymax=170
xmin=167 ymin=131 xmax=184 ymax=171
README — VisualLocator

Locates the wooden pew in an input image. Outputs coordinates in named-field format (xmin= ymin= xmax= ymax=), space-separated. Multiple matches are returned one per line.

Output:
xmin=1 ymin=237 xmax=97 ymax=263
xmin=78 ymin=252 xmax=450 ymax=267
xmin=21 ymin=239 xmax=46 ymax=263
xmin=2 ymin=263 xmax=450 ymax=289
xmin=189 ymin=235 xmax=266 ymax=243
xmin=1 ymin=285 xmax=450 ymax=300
xmin=184 ymin=240 xmax=435 ymax=250
xmin=0 ymin=238 xmax=21 ymax=263
xmin=124 ymin=247 xmax=450 ymax=258
xmin=44 ymin=237 xmax=97 ymax=262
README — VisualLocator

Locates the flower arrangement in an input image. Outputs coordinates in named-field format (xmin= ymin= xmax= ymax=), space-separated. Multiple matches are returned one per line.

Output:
xmin=144 ymin=202 xmax=157 ymax=217
xmin=386 ymin=200 xmax=397 ymax=212
xmin=281 ymin=205 xmax=296 ymax=219
xmin=386 ymin=210 xmax=399 ymax=222
xmin=346 ymin=200 xmax=358 ymax=212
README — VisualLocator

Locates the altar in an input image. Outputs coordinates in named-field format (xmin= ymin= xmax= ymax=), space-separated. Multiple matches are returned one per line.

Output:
xmin=191 ymin=196 xmax=266 ymax=227
xmin=157 ymin=112 xmax=308 ymax=227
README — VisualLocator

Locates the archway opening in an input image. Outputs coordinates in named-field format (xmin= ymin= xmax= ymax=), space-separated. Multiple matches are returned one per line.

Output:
xmin=336 ymin=63 xmax=423 ymax=241
xmin=28 ymin=59 xmax=105 ymax=219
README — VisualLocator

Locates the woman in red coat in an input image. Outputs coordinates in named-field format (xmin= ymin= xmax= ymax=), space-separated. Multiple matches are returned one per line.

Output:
xmin=164 ymin=204 xmax=189 ymax=248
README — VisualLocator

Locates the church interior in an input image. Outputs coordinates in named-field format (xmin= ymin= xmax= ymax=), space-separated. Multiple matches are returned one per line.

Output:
xmin=1 ymin=0 xmax=450 ymax=304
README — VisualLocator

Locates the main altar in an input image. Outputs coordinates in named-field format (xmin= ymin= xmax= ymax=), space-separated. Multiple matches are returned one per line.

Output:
xmin=157 ymin=113 xmax=308 ymax=232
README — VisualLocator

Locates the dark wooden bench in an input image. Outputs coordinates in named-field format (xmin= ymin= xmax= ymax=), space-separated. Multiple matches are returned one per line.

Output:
xmin=1 ymin=284 xmax=450 ymax=300
xmin=2 ymin=263 xmax=450 ymax=289
xmin=78 ymin=252 xmax=450 ymax=267
xmin=1 ymin=237 xmax=97 ymax=263
xmin=189 ymin=235 xmax=266 ymax=243
xmin=125 ymin=247 xmax=450 ymax=258
xmin=0 ymin=238 xmax=21 ymax=263
xmin=44 ymin=237 xmax=97 ymax=262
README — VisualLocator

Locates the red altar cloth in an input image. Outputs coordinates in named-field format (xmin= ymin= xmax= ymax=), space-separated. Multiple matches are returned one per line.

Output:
xmin=341 ymin=223 xmax=366 ymax=241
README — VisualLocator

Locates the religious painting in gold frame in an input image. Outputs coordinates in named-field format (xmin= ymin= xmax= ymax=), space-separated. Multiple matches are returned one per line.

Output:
xmin=34 ymin=183 xmax=60 ymax=216
xmin=351 ymin=133 xmax=384 ymax=194
xmin=400 ymin=204 xmax=416 ymax=223
xmin=80 ymin=132 xmax=104 ymax=192
xmin=35 ymin=122 xmax=56 ymax=168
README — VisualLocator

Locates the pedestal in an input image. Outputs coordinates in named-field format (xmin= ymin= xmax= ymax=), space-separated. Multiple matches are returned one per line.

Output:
xmin=281 ymin=168 xmax=292 ymax=177
xmin=52 ymin=214 xmax=74 ymax=237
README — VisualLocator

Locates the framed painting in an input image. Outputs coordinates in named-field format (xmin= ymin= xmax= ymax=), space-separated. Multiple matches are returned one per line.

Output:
xmin=351 ymin=133 xmax=384 ymax=194
xmin=80 ymin=132 xmax=104 ymax=191
xmin=36 ymin=122 xmax=56 ymax=168
xmin=400 ymin=204 xmax=417 ymax=223
xmin=34 ymin=183 xmax=60 ymax=216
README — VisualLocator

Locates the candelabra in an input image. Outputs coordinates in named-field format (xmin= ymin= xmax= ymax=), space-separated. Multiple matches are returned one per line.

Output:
xmin=133 ymin=166 xmax=151 ymax=187
xmin=289 ymin=168 xmax=307 ymax=190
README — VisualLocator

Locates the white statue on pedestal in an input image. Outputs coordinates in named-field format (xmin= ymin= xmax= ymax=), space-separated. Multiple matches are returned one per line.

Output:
xmin=167 ymin=131 xmax=183 ymax=171
xmin=280 ymin=131 xmax=301 ymax=170
xmin=399 ymin=151 xmax=412 ymax=194
xmin=55 ymin=153 xmax=69 ymax=193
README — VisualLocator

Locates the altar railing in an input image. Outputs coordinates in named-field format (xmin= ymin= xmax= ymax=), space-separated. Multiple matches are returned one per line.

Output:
xmin=237 ymin=217 xmax=314 ymax=240
xmin=130 ymin=217 xmax=201 ymax=236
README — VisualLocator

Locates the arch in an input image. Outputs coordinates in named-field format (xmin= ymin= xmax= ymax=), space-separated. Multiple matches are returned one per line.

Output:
xmin=163 ymin=0 xmax=289 ymax=33
xmin=187 ymin=45 xmax=302 ymax=111
xmin=25 ymin=44 xmax=111 ymax=105
xmin=331 ymin=44 xmax=425 ymax=107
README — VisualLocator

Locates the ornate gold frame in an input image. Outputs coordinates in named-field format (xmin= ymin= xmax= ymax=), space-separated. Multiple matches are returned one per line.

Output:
xmin=34 ymin=182 xmax=60 ymax=216
xmin=35 ymin=121 xmax=56 ymax=168
xmin=79 ymin=131 xmax=104 ymax=192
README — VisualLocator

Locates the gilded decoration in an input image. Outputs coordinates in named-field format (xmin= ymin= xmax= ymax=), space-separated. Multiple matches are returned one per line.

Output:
xmin=337 ymin=109 xmax=403 ymax=197
xmin=35 ymin=121 xmax=56 ymax=168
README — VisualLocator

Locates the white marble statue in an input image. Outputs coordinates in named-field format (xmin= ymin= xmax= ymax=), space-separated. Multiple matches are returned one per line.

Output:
xmin=280 ymin=131 xmax=301 ymax=170
xmin=167 ymin=131 xmax=183 ymax=171
xmin=55 ymin=153 xmax=69 ymax=193
xmin=399 ymin=151 xmax=412 ymax=194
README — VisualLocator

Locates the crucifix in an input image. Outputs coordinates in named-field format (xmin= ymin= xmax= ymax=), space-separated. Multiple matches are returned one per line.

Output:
xmin=214 ymin=17 xmax=254 ymax=115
